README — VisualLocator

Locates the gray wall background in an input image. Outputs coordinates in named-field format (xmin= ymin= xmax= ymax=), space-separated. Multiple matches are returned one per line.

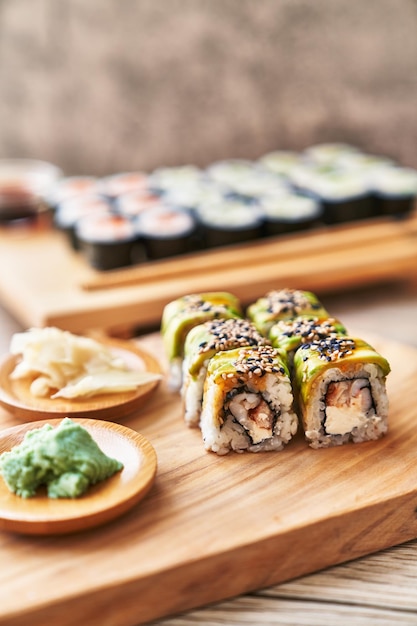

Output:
xmin=1 ymin=0 xmax=416 ymax=176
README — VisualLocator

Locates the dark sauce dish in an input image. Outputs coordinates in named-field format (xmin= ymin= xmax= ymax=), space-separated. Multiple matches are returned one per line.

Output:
xmin=0 ymin=159 xmax=62 ymax=224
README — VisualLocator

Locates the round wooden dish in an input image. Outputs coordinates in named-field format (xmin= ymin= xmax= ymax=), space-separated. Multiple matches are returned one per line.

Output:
xmin=0 ymin=337 xmax=162 ymax=422
xmin=0 ymin=418 xmax=157 ymax=534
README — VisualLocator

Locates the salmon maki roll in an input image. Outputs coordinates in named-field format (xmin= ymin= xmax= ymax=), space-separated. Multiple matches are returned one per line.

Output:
xmin=247 ymin=288 xmax=329 ymax=336
xmin=161 ymin=292 xmax=243 ymax=390
xmin=182 ymin=318 xmax=270 ymax=427
xmin=200 ymin=345 xmax=297 ymax=455
xmin=293 ymin=336 xmax=390 ymax=448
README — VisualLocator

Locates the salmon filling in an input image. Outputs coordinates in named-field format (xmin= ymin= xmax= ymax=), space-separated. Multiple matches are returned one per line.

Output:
xmin=324 ymin=378 xmax=375 ymax=435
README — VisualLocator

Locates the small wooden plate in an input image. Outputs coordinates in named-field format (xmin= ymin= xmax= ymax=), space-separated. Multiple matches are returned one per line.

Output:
xmin=0 ymin=418 xmax=157 ymax=534
xmin=0 ymin=338 xmax=162 ymax=422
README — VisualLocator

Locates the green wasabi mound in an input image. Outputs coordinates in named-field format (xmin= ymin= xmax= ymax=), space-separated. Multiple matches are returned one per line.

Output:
xmin=0 ymin=418 xmax=123 ymax=499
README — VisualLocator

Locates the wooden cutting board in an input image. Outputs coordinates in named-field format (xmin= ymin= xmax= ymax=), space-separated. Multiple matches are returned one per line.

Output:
xmin=0 ymin=332 xmax=417 ymax=626
xmin=0 ymin=211 xmax=416 ymax=334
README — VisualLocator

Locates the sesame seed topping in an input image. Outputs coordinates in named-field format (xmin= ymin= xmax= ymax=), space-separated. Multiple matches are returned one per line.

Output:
xmin=196 ymin=318 xmax=269 ymax=354
xmin=272 ymin=317 xmax=344 ymax=344
xmin=232 ymin=345 xmax=286 ymax=377
xmin=180 ymin=295 xmax=234 ymax=316
xmin=261 ymin=289 xmax=322 ymax=316
xmin=303 ymin=337 xmax=356 ymax=361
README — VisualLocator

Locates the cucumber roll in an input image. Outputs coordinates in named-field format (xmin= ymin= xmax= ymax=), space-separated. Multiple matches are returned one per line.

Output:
xmin=161 ymin=292 xmax=243 ymax=390
xmin=200 ymin=345 xmax=298 ymax=455
xmin=182 ymin=318 xmax=270 ymax=428
xmin=247 ymin=289 xmax=329 ymax=336
xmin=293 ymin=336 xmax=390 ymax=448
xmin=269 ymin=316 xmax=348 ymax=366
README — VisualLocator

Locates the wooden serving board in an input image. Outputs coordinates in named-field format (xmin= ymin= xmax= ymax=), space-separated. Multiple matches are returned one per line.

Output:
xmin=0 ymin=332 xmax=416 ymax=626
xmin=0 ymin=211 xmax=417 ymax=334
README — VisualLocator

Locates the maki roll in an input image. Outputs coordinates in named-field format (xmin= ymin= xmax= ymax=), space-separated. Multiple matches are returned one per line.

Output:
xmin=257 ymin=190 xmax=322 ymax=236
xmin=258 ymin=150 xmax=301 ymax=177
xmin=54 ymin=194 xmax=113 ymax=250
xmin=115 ymin=189 xmax=162 ymax=217
xmin=370 ymin=166 xmax=417 ymax=218
xmin=269 ymin=316 xmax=348 ymax=366
xmin=135 ymin=204 xmax=197 ymax=260
xmin=47 ymin=175 xmax=98 ymax=211
xmin=293 ymin=336 xmax=390 ymax=448
xmin=161 ymin=292 xmax=243 ymax=390
xmin=97 ymin=171 xmax=150 ymax=199
xmin=200 ymin=345 xmax=298 ymax=455
xmin=149 ymin=166 xmax=204 ymax=195
xmin=76 ymin=212 xmax=142 ymax=270
xmin=196 ymin=198 xmax=264 ymax=248
xmin=303 ymin=143 xmax=361 ymax=167
xmin=247 ymin=289 xmax=329 ymax=336
xmin=304 ymin=170 xmax=375 ymax=224
xmin=182 ymin=318 xmax=270 ymax=427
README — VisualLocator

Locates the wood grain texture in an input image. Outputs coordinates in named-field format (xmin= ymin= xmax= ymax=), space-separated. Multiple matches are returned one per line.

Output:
xmin=0 ymin=332 xmax=415 ymax=625
xmin=154 ymin=541 xmax=417 ymax=624
xmin=0 ymin=212 xmax=416 ymax=334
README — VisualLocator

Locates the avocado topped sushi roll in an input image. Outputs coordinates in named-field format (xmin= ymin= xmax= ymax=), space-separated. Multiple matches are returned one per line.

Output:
xmin=269 ymin=316 xmax=348 ymax=365
xmin=182 ymin=318 xmax=270 ymax=427
xmin=200 ymin=345 xmax=297 ymax=455
xmin=161 ymin=292 xmax=243 ymax=390
xmin=293 ymin=336 xmax=390 ymax=448
xmin=247 ymin=289 xmax=329 ymax=336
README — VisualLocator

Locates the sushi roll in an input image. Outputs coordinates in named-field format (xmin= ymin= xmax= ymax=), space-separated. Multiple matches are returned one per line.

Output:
xmin=54 ymin=194 xmax=113 ymax=249
xmin=200 ymin=345 xmax=298 ymax=455
xmin=76 ymin=212 xmax=142 ymax=270
xmin=182 ymin=318 xmax=270 ymax=427
xmin=257 ymin=190 xmax=323 ymax=236
xmin=269 ymin=316 xmax=348 ymax=367
xmin=148 ymin=166 xmax=204 ymax=195
xmin=115 ymin=189 xmax=162 ymax=218
xmin=258 ymin=150 xmax=301 ymax=178
xmin=221 ymin=168 xmax=287 ymax=199
xmin=304 ymin=170 xmax=375 ymax=224
xmin=47 ymin=175 xmax=99 ymax=211
xmin=197 ymin=198 xmax=264 ymax=248
xmin=161 ymin=292 xmax=243 ymax=390
xmin=96 ymin=171 xmax=150 ymax=199
xmin=370 ymin=166 xmax=417 ymax=218
xmin=206 ymin=159 xmax=256 ymax=188
xmin=293 ymin=336 xmax=390 ymax=448
xmin=247 ymin=288 xmax=329 ymax=336
xmin=303 ymin=143 xmax=361 ymax=167
xmin=135 ymin=204 xmax=197 ymax=260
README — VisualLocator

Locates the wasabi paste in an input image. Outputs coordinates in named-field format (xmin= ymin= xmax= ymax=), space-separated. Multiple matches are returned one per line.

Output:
xmin=0 ymin=418 xmax=123 ymax=498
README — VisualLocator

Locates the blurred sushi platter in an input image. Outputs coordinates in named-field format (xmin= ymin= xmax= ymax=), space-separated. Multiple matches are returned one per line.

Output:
xmin=0 ymin=144 xmax=417 ymax=333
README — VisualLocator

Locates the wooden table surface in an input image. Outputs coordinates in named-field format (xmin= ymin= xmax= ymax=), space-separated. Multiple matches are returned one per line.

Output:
xmin=0 ymin=281 xmax=417 ymax=625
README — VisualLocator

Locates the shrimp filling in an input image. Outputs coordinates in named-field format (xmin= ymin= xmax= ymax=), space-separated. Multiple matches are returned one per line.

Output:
xmin=227 ymin=391 xmax=277 ymax=444
xmin=324 ymin=378 xmax=375 ymax=435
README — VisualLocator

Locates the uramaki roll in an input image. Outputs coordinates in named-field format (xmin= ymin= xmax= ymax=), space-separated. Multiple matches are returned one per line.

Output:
xmin=247 ymin=288 xmax=329 ymax=336
xmin=293 ymin=336 xmax=390 ymax=448
xmin=269 ymin=316 xmax=348 ymax=367
xmin=200 ymin=345 xmax=297 ymax=455
xmin=182 ymin=318 xmax=269 ymax=428
xmin=161 ymin=292 xmax=243 ymax=390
